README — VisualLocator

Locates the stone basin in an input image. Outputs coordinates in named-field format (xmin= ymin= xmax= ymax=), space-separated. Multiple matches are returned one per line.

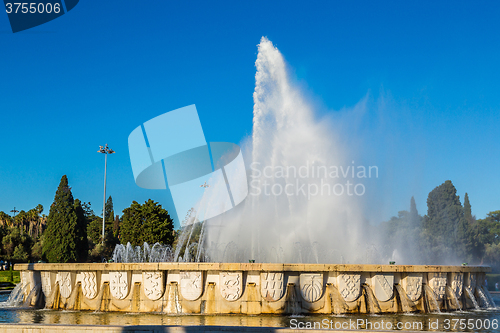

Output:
xmin=14 ymin=263 xmax=492 ymax=314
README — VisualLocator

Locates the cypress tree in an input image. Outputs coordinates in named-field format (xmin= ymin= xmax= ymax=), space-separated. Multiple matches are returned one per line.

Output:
xmin=113 ymin=215 xmax=120 ymax=238
xmin=42 ymin=175 xmax=88 ymax=262
xmin=464 ymin=193 xmax=473 ymax=224
xmin=409 ymin=196 xmax=422 ymax=228
xmin=423 ymin=180 xmax=464 ymax=263
xmin=104 ymin=196 xmax=115 ymax=240
xmin=410 ymin=196 xmax=418 ymax=216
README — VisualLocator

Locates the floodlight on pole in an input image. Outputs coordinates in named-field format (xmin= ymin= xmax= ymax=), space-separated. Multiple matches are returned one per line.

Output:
xmin=98 ymin=144 xmax=115 ymax=244
xmin=10 ymin=207 xmax=18 ymax=226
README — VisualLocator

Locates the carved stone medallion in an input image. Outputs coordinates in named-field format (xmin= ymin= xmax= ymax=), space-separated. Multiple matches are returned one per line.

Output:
xmin=110 ymin=271 xmax=129 ymax=300
xmin=142 ymin=271 xmax=164 ymax=301
xmin=41 ymin=271 xmax=52 ymax=298
xmin=180 ymin=271 xmax=202 ymax=301
xmin=57 ymin=272 xmax=73 ymax=299
xmin=220 ymin=272 xmax=242 ymax=301
xmin=337 ymin=274 xmax=361 ymax=302
xmin=372 ymin=274 xmax=394 ymax=302
xmin=428 ymin=272 xmax=447 ymax=301
xmin=450 ymin=273 xmax=463 ymax=298
xmin=401 ymin=273 xmax=422 ymax=302
xmin=82 ymin=271 xmax=98 ymax=300
xmin=261 ymin=272 xmax=284 ymax=302
xmin=300 ymin=273 xmax=323 ymax=303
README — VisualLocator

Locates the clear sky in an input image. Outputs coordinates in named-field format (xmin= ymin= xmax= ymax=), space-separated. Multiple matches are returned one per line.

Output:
xmin=1 ymin=1 xmax=499 ymax=227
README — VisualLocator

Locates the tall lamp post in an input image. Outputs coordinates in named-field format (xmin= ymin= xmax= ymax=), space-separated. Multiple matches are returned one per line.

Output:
xmin=10 ymin=207 xmax=18 ymax=226
xmin=98 ymin=144 xmax=115 ymax=244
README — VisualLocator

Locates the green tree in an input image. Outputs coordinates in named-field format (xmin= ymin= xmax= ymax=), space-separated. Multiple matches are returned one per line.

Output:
xmin=120 ymin=200 xmax=174 ymax=247
xmin=0 ymin=212 xmax=12 ymax=227
xmin=113 ymin=215 xmax=120 ymax=239
xmin=120 ymin=201 xmax=143 ymax=246
xmin=2 ymin=227 xmax=32 ymax=261
xmin=464 ymin=193 xmax=473 ymax=224
xmin=423 ymin=180 xmax=465 ymax=263
xmin=31 ymin=234 xmax=45 ymax=262
xmin=87 ymin=216 xmax=103 ymax=245
xmin=476 ymin=210 xmax=500 ymax=269
xmin=105 ymin=196 xmax=114 ymax=222
xmin=42 ymin=175 xmax=88 ymax=263
xmin=89 ymin=196 xmax=119 ymax=261
xmin=87 ymin=197 xmax=115 ymax=245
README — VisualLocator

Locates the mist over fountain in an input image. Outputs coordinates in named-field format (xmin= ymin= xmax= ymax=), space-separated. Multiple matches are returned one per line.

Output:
xmin=113 ymin=37 xmax=375 ymax=264
xmin=112 ymin=37 xmax=418 ymax=265
xmin=201 ymin=37 xmax=375 ymax=264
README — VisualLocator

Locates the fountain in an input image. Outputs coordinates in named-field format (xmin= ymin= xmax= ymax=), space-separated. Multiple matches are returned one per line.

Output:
xmin=423 ymin=284 xmax=441 ymax=313
xmin=2 ymin=283 xmax=26 ymax=307
xmin=446 ymin=285 xmax=462 ymax=311
xmin=465 ymin=286 xmax=480 ymax=310
xmin=11 ymin=37 xmax=496 ymax=316
xmin=12 ymin=262 xmax=492 ymax=314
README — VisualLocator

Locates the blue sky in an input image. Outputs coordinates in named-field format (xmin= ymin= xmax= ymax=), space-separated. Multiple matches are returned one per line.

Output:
xmin=1 ymin=1 xmax=499 ymax=227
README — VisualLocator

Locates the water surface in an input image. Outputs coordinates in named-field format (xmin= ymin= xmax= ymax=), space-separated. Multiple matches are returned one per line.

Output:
xmin=0 ymin=293 xmax=498 ymax=331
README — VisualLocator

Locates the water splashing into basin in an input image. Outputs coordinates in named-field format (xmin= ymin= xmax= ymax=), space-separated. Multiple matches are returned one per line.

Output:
xmin=465 ymin=287 xmax=480 ymax=310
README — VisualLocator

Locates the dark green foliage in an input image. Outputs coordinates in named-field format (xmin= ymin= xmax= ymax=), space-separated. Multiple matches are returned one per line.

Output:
xmin=86 ymin=197 xmax=118 ymax=261
xmin=0 ymin=212 xmax=12 ymax=227
xmin=410 ymin=196 xmax=418 ymax=216
xmin=31 ymin=234 xmax=44 ymax=262
xmin=422 ymin=180 xmax=465 ymax=263
xmin=2 ymin=227 xmax=32 ymax=261
xmin=42 ymin=175 xmax=88 ymax=263
xmin=120 ymin=201 xmax=142 ymax=246
xmin=120 ymin=200 xmax=174 ymax=247
xmin=105 ymin=196 xmax=114 ymax=220
xmin=87 ymin=197 xmax=115 ymax=245
xmin=87 ymin=216 xmax=102 ymax=245
xmin=113 ymin=215 xmax=120 ymax=239
xmin=476 ymin=211 xmax=500 ymax=270
xmin=74 ymin=199 xmax=89 ymax=257
xmin=464 ymin=193 xmax=473 ymax=223
xmin=409 ymin=196 xmax=421 ymax=228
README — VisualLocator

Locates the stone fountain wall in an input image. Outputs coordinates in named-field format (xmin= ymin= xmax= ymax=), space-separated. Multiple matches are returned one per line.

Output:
xmin=14 ymin=263 xmax=491 ymax=314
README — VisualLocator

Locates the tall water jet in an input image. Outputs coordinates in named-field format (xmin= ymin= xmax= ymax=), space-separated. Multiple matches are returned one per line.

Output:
xmin=203 ymin=37 xmax=369 ymax=263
